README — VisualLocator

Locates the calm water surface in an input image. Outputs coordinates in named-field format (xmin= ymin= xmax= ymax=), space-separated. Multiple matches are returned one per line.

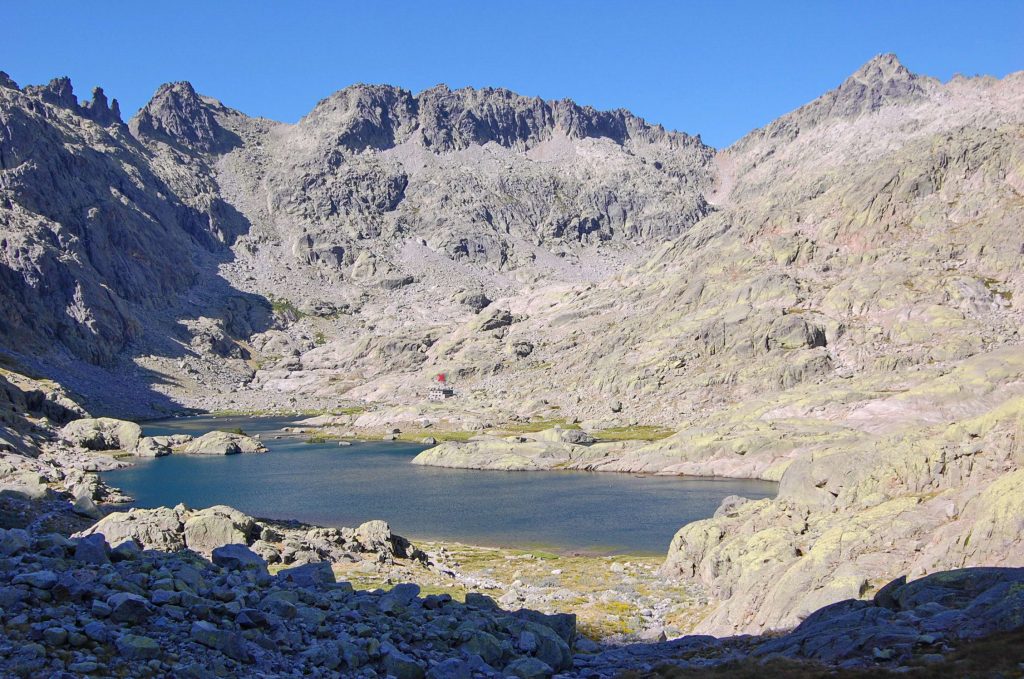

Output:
xmin=105 ymin=416 xmax=777 ymax=554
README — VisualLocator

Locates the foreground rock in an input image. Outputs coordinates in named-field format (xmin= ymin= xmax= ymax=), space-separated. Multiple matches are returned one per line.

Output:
xmin=0 ymin=528 xmax=575 ymax=677
xmin=661 ymin=350 xmax=1024 ymax=636
xmin=574 ymin=567 xmax=1024 ymax=676
xmin=1 ymin=524 xmax=1021 ymax=677
xmin=76 ymin=504 xmax=426 ymax=566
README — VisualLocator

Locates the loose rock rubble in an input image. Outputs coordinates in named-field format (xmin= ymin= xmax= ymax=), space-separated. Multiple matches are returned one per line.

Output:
xmin=0 ymin=527 xmax=576 ymax=678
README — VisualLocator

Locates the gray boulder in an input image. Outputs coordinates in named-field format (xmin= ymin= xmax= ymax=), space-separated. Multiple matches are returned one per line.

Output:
xmin=72 ymin=534 xmax=110 ymax=565
xmin=115 ymin=634 xmax=161 ymax=660
xmin=212 ymin=544 xmax=267 ymax=573
xmin=504 ymin=657 xmax=554 ymax=679
xmin=75 ymin=506 xmax=186 ymax=552
xmin=61 ymin=418 xmax=142 ymax=451
xmin=180 ymin=431 xmax=267 ymax=455
xmin=183 ymin=505 xmax=258 ymax=555
xmin=278 ymin=561 xmax=335 ymax=587
xmin=107 ymin=592 xmax=152 ymax=624
xmin=134 ymin=434 xmax=191 ymax=457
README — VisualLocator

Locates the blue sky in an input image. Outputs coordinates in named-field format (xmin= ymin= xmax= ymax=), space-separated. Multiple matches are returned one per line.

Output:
xmin=2 ymin=1 xmax=1021 ymax=148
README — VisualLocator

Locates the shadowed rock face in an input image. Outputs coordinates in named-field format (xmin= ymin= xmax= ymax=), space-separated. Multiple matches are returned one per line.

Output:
xmin=131 ymin=81 xmax=234 ymax=153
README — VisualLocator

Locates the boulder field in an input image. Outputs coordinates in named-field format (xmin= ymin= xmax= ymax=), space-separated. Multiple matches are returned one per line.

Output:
xmin=1 ymin=522 xmax=1022 ymax=677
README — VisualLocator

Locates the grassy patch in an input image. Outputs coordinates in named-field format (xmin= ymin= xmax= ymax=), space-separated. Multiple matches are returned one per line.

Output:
xmin=395 ymin=429 xmax=475 ymax=443
xmin=984 ymin=277 xmax=1013 ymax=303
xmin=502 ymin=418 xmax=581 ymax=434
xmin=209 ymin=405 xmax=366 ymax=418
xmin=593 ymin=425 xmax=675 ymax=442
xmin=267 ymin=295 xmax=305 ymax=319
xmin=219 ymin=427 xmax=248 ymax=436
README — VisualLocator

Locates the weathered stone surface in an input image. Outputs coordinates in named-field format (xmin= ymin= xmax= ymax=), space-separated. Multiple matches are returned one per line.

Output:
xmin=278 ymin=561 xmax=335 ymax=587
xmin=133 ymin=434 xmax=191 ymax=457
xmin=180 ymin=431 xmax=267 ymax=455
xmin=211 ymin=543 xmax=267 ymax=573
xmin=115 ymin=634 xmax=161 ymax=660
xmin=77 ymin=506 xmax=186 ymax=551
xmin=182 ymin=505 xmax=257 ymax=554
xmin=504 ymin=656 xmax=554 ymax=679
xmin=107 ymin=592 xmax=152 ymax=624
xmin=72 ymin=533 xmax=110 ymax=564
xmin=61 ymin=418 xmax=141 ymax=451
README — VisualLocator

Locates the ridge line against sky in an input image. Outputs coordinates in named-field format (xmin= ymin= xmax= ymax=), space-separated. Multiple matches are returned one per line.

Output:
xmin=2 ymin=0 xmax=1022 ymax=148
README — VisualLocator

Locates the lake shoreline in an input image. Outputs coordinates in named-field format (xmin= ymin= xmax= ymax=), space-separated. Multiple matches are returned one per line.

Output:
xmin=102 ymin=415 xmax=777 ymax=556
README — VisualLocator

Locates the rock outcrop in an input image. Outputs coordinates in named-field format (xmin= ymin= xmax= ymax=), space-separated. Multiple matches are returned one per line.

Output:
xmin=76 ymin=504 xmax=424 ymax=566
xmin=0 ymin=526 xmax=575 ymax=677
xmin=60 ymin=418 xmax=142 ymax=452
xmin=180 ymin=431 xmax=267 ymax=455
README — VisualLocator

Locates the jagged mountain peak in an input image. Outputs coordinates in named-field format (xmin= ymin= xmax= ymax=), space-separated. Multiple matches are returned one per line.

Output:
xmin=24 ymin=76 xmax=78 ymax=110
xmin=81 ymin=86 xmax=122 ymax=126
xmin=849 ymin=52 xmax=913 ymax=81
xmin=131 ymin=80 xmax=234 ymax=153
xmin=12 ymin=76 xmax=122 ymax=126
xmin=730 ymin=53 xmax=930 ymax=152
xmin=301 ymin=81 xmax=705 ymax=154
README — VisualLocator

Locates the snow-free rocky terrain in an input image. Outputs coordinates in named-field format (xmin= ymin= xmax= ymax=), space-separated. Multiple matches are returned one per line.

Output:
xmin=2 ymin=53 xmax=1024 ymax=675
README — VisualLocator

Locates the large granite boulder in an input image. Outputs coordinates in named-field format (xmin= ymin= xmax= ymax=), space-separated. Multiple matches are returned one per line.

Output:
xmin=76 ymin=506 xmax=186 ymax=551
xmin=134 ymin=434 xmax=193 ymax=457
xmin=183 ymin=505 xmax=258 ymax=555
xmin=61 ymin=418 xmax=142 ymax=451
xmin=180 ymin=431 xmax=267 ymax=455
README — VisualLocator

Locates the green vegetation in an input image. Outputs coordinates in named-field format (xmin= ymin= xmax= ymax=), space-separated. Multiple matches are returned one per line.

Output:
xmin=594 ymin=425 xmax=675 ymax=442
xmin=210 ymin=405 xmax=366 ymax=418
xmin=502 ymin=418 xmax=581 ymax=434
xmin=267 ymin=295 xmax=305 ymax=319
xmin=332 ymin=406 xmax=366 ymax=416
xmin=327 ymin=540 xmax=687 ymax=641
xmin=220 ymin=427 xmax=248 ymax=436
xmin=314 ymin=331 xmax=327 ymax=346
xmin=984 ymin=276 xmax=1013 ymax=302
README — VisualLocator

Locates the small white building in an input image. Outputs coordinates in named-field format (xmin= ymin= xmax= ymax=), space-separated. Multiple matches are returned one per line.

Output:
xmin=428 ymin=386 xmax=455 ymax=401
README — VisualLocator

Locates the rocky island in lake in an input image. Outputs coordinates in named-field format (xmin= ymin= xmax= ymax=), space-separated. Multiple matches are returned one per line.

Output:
xmin=1 ymin=6 xmax=1024 ymax=676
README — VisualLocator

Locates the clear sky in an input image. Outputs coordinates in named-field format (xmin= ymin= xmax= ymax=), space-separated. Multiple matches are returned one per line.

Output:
xmin=2 ymin=1 xmax=1021 ymax=148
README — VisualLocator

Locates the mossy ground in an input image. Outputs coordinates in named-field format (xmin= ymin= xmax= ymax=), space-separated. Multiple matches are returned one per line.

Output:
xmin=593 ymin=425 xmax=676 ymax=442
xmin=327 ymin=541 xmax=704 ymax=641
xmin=501 ymin=418 xmax=581 ymax=434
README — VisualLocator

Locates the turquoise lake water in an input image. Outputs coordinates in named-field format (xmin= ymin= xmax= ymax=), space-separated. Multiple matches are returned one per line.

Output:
xmin=104 ymin=416 xmax=777 ymax=554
